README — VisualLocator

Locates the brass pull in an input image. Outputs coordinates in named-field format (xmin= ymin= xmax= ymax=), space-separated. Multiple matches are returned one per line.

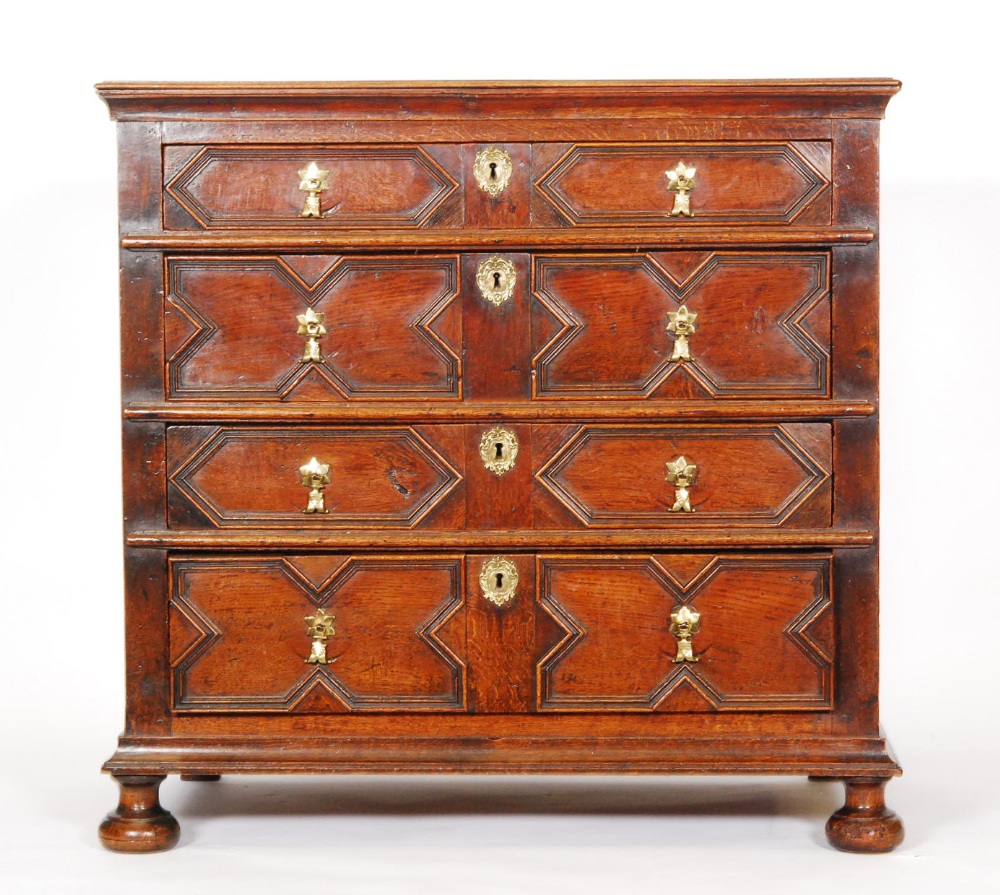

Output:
xmin=297 ymin=308 xmax=327 ymax=363
xmin=300 ymin=457 xmax=331 ymax=514
xmin=479 ymin=426 xmax=519 ymax=476
xmin=480 ymin=556 xmax=518 ymax=607
xmin=669 ymin=605 xmax=701 ymax=663
xmin=473 ymin=147 xmax=513 ymax=198
xmin=666 ymin=305 xmax=697 ymax=361
xmin=665 ymin=161 xmax=696 ymax=217
xmin=476 ymin=256 xmax=517 ymax=306
xmin=298 ymin=161 xmax=329 ymax=218
xmin=665 ymin=456 xmax=697 ymax=513
xmin=304 ymin=608 xmax=336 ymax=664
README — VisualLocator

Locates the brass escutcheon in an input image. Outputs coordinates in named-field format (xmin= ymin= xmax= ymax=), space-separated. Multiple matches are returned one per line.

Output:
xmin=473 ymin=147 xmax=513 ymax=198
xmin=476 ymin=256 xmax=517 ymax=306
xmin=479 ymin=426 xmax=519 ymax=476
xmin=480 ymin=556 xmax=519 ymax=608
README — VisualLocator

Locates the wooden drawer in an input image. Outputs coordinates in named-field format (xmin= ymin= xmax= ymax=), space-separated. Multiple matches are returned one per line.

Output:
xmin=163 ymin=141 xmax=830 ymax=230
xmin=166 ymin=423 xmax=831 ymax=530
xmin=164 ymin=251 xmax=829 ymax=402
xmin=168 ymin=552 xmax=833 ymax=714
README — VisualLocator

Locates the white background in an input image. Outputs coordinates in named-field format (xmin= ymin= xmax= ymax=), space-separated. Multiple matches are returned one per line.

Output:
xmin=1 ymin=1 xmax=998 ymax=891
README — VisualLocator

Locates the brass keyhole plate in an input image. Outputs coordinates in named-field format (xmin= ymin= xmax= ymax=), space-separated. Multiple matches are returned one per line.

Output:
xmin=480 ymin=556 xmax=519 ymax=608
xmin=476 ymin=256 xmax=517 ymax=306
xmin=473 ymin=146 xmax=513 ymax=198
xmin=479 ymin=425 xmax=519 ymax=476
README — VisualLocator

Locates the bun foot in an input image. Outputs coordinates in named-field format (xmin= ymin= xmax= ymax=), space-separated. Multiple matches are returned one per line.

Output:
xmin=181 ymin=774 xmax=221 ymax=782
xmin=99 ymin=775 xmax=179 ymax=853
xmin=825 ymin=777 xmax=904 ymax=853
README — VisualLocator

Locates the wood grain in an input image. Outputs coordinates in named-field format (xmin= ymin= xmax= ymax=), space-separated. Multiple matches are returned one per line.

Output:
xmin=100 ymin=80 xmax=901 ymax=852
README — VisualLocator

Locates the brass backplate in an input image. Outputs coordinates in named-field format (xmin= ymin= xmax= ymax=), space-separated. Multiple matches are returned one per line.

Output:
xmin=479 ymin=425 xmax=519 ymax=476
xmin=480 ymin=556 xmax=519 ymax=607
xmin=474 ymin=147 xmax=513 ymax=198
xmin=476 ymin=256 xmax=517 ymax=306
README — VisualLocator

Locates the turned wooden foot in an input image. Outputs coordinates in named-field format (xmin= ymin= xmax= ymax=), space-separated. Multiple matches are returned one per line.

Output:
xmin=825 ymin=777 xmax=904 ymax=853
xmin=180 ymin=774 xmax=221 ymax=782
xmin=99 ymin=775 xmax=179 ymax=853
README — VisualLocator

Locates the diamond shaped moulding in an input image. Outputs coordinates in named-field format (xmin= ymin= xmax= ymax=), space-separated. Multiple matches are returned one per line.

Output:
xmin=535 ymin=142 xmax=830 ymax=225
xmin=169 ymin=427 xmax=462 ymax=528
xmin=531 ymin=252 xmax=829 ymax=398
xmin=536 ymin=555 xmax=833 ymax=712
xmin=169 ymin=557 xmax=466 ymax=712
xmin=535 ymin=424 xmax=831 ymax=527
xmin=165 ymin=145 xmax=460 ymax=229
xmin=165 ymin=255 xmax=461 ymax=401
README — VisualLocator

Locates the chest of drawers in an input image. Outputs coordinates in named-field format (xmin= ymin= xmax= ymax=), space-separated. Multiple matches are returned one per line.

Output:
xmin=96 ymin=80 xmax=902 ymax=853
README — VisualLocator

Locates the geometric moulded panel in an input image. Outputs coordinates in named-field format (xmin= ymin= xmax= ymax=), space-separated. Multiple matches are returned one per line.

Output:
xmin=536 ymin=424 xmax=831 ymax=527
xmin=169 ymin=556 xmax=466 ymax=712
xmin=165 ymin=145 xmax=460 ymax=228
xmin=535 ymin=143 xmax=830 ymax=225
xmin=168 ymin=426 xmax=462 ymax=528
xmin=165 ymin=255 xmax=461 ymax=400
xmin=532 ymin=253 xmax=829 ymax=398
xmin=537 ymin=554 xmax=833 ymax=712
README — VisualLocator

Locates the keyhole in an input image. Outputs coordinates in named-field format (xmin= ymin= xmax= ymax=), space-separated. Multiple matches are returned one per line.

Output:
xmin=489 ymin=162 xmax=498 ymax=180
xmin=495 ymin=442 xmax=505 ymax=460
xmin=493 ymin=271 xmax=502 ymax=290
xmin=495 ymin=572 xmax=504 ymax=589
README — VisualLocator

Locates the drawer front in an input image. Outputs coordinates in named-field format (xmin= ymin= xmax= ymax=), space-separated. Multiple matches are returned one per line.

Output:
xmin=165 ymin=255 xmax=461 ymax=401
xmin=536 ymin=553 xmax=833 ymax=711
xmin=168 ymin=552 xmax=832 ymax=715
xmin=164 ymin=145 xmax=461 ymax=229
xmin=170 ymin=555 xmax=467 ymax=712
xmin=532 ymin=252 xmax=829 ymax=398
xmin=163 ymin=141 xmax=830 ymax=230
xmin=164 ymin=251 xmax=828 ymax=403
xmin=534 ymin=142 xmax=831 ymax=226
xmin=167 ymin=423 xmax=830 ymax=530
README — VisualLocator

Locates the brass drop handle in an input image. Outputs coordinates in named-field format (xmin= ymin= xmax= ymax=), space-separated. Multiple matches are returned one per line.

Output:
xmin=666 ymin=305 xmax=697 ymax=361
xmin=300 ymin=457 xmax=330 ymax=514
xmin=665 ymin=161 xmax=696 ymax=217
xmin=665 ymin=456 xmax=697 ymax=513
xmin=297 ymin=308 xmax=327 ymax=363
xmin=669 ymin=605 xmax=701 ymax=663
xmin=298 ymin=161 xmax=329 ymax=218
xmin=304 ymin=609 xmax=336 ymax=664
xmin=480 ymin=556 xmax=518 ymax=607
xmin=474 ymin=147 xmax=513 ymax=198
xmin=476 ymin=256 xmax=517 ymax=306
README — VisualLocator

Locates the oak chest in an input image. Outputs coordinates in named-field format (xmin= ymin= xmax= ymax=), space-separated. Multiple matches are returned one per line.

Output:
xmin=96 ymin=80 xmax=902 ymax=853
